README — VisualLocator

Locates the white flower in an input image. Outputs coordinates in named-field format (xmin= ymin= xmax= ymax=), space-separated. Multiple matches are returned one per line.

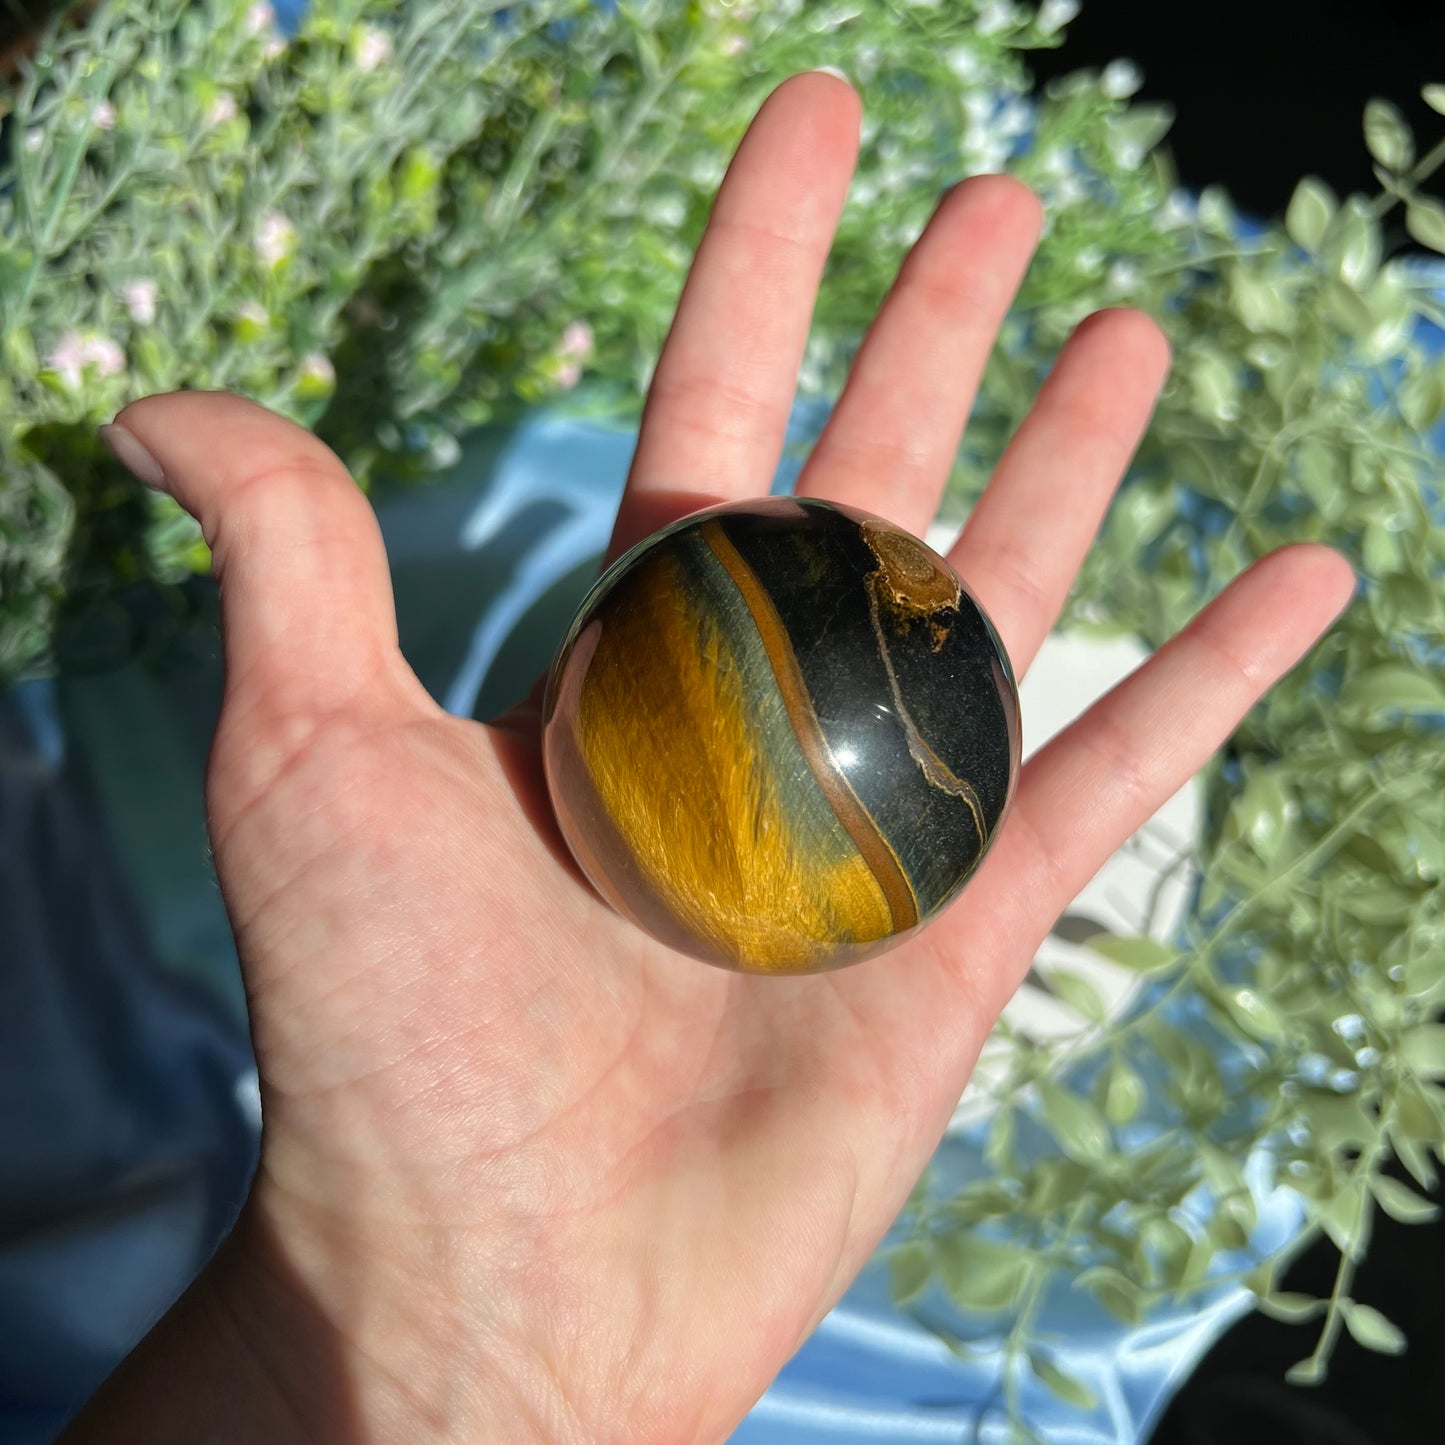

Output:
xmin=236 ymin=300 xmax=270 ymax=329
xmin=1040 ymin=145 xmax=1072 ymax=178
xmin=428 ymin=433 xmax=462 ymax=469
xmin=719 ymin=34 xmax=749 ymax=57
xmin=254 ymin=211 xmax=295 ymax=267
xmin=48 ymin=331 xmax=125 ymax=389
xmin=355 ymin=26 xmax=394 ymax=73
xmin=1037 ymin=0 xmax=1080 ymax=35
xmin=1106 ymin=260 xmax=1140 ymax=295
xmin=995 ymin=98 xmax=1032 ymax=136
xmin=24 ymin=128 xmax=43 ymax=153
xmin=1159 ymin=190 xmax=1197 ymax=229
xmin=644 ymin=193 xmax=686 ymax=229
xmin=92 ymin=100 xmax=116 ymax=131
xmin=262 ymin=35 xmax=286 ymax=61
xmin=849 ymin=175 xmax=878 ymax=207
xmin=946 ymin=45 xmax=980 ymax=81
xmin=299 ymin=352 xmax=335 ymax=387
xmin=245 ymin=3 xmax=275 ymax=34
xmin=559 ymin=321 xmax=594 ymax=358
xmin=121 ymin=279 xmax=158 ymax=324
xmin=556 ymin=360 xmax=582 ymax=390
xmin=975 ymin=1 xmax=1017 ymax=36
xmin=963 ymin=91 xmax=993 ymax=126
xmin=1110 ymin=133 xmax=1147 ymax=170
xmin=1074 ymin=245 xmax=1104 ymax=275
xmin=971 ymin=139 xmax=1011 ymax=173
xmin=1053 ymin=173 xmax=1087 ymax=207
xmin=1101 ymin=59 xmax=1143 ymax=100
xmin=206 ymin=94 xmax=238 ymax=128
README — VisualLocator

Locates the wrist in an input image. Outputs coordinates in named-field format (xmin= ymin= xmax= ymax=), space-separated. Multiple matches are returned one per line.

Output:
xmin=58 ymin=1190 xmax=572 ymax=1445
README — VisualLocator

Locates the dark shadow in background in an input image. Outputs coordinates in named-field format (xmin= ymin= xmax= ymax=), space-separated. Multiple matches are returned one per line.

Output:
xmin=1028 ymin=0 xmax=1445 ymax=227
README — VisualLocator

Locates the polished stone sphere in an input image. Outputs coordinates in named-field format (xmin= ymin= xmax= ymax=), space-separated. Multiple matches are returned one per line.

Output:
xmin=541 ymin=498 xmax=1020 ymax=974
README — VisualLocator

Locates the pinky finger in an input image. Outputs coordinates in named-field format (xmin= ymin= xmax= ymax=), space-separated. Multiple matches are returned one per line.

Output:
xmin=960 ymin=544 xmax=1355 ymax=1019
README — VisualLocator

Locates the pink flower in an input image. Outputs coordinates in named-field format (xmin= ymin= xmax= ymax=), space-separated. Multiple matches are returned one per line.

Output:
xmin=207 ymin=94 xmax=238 ymax=128
xmin=299 ymin=352 xmax=336 ymax=387
xmin=92 ymin=101 xmax=116 ymax=131
xmin=355 ymin=27 xmax=394 ymax=73
xmin=245 ymin=3 xmax=275 ymax=34
xmin=556 ymin=360 xmax=583 ymax=391
xmin=254 ymin=211 xmax=295 ymax=267
xmin=559 ymin=320 xmax=594 ymax=359
xmin=236 ymin=301 xmax=270 ymax=333
xmin=261 ymin=36 xmax=286 ymax=61
xmin=720 ymin=34 xmax=749 ymax=57
xmin=48 ymin=331 xmax=125 ymax=389
xmin=121 ymin=279 xmax=158 ymax=324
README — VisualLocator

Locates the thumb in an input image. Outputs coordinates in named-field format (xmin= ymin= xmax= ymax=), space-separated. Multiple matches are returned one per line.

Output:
xmin=103 ymin=391 xmax=428 ymax=721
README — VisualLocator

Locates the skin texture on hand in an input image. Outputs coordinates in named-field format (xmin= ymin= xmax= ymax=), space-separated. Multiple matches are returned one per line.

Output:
xmin=61 ymin=73 xmax=1355 ymax=1445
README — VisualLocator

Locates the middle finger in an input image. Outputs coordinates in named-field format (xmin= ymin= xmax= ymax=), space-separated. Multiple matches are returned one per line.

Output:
xmin=794 ymin=174 xmax=1043 ymax=535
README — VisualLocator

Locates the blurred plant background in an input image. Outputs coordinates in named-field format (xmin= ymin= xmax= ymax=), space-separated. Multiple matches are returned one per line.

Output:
xmin=2 ymin=0 xmax=1444 ymax=1436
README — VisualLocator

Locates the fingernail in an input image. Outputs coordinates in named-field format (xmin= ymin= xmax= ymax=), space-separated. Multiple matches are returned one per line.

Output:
xmin=99 ymin=422 xmax=168 ymax=492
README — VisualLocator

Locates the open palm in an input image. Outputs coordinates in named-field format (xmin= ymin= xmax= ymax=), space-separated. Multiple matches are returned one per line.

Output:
xmin=76 ymin=74 xmax=1351 ymax=1445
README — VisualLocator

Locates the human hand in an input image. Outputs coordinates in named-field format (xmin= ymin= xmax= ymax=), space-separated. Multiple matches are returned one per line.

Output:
xmin=68 ymin=73 xmax=1353 ymax=1445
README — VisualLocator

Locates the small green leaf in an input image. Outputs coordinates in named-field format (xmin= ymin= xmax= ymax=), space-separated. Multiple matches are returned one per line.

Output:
xmin=1177 ymin=1229 xmax=1216 ymax=1289
xmin=1343 ymin=665 xmax=1445 ymax=721
xmin=1074 ymin=1265 xmax=1145 ymax=1324
xmin=1397 ymin=1077 xmax=1445 ymax=1141
xmin=888 ymin=1241 xmax=933 ymax=1304
xmin=1310 ymin=1186 xmax=1369 ymax=1259
xmin=1100 ymin=1058 xmax=1146 ymax=1125
xmin=1047 ymin=968 xmax=1107 ymax=1023
xmin=934 ymin=1232 xmax=1031 ymax=1313
xmin=984 ymin=1105 xmax=1015 ymax=1172
xmin=1389 ymin=1128 xmax=1439 ymax=1193
xmin=1199 ymin=1141 xmax=1249 ymax=1199
xmin=1422 ymin=82 xmax=1445 ymax=115
xmin=1363 ymin=99 xmax=1413 ymax=171
xmin=1232 ymin=769 xmax=1293 ymax=864
xmin=1298 ymin=1089 xmax=1375 ymax=1150
xmin=1190 ymin=348 xmax=1240 ymax=420
xmin=1406 ymin=197 xmax=1445 ymax=255
xmin=1209 ymin=1190 xmax=1256 ymax=1251
xmin=1326 ymin=202 xmax=1382 ymax=287
xmin=1221 ymin=986 xmax=1286 ymax=1042
xmin=1401 ymin=1024 xmax=1445 ymax=1079
xmin=1257 ymin=1291 xmax=1326 ymax=1323
xmin=1399 ymin=365 xmax=1445 ymax=433
xmin=1368 ymin=1174 xmax=1439 ymax=1225
xmin=1087 ymin=935 xmax=1179 ymax=972
xmin=1324 ymin=277 xmax=1376 ymax=334
xmin=1036 ymin=1079 xmax=1110 ymax=1163
xmin=1340 ymin=1299 xmax=1407 ymax=1355
xmin=1026 ymin=1158 xmax=1091 ymax=1213
xmin=1141 ymin=1214 xmax=1194 ymax=1288
xmin=1285 ymin=178 xmax=1334 ymax=251
xmin=1028 ymin=1351 xmax=1099 ymax=1411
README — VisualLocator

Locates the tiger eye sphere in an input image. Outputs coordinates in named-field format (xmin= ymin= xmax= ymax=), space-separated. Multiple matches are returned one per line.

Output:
xmin=541 ymin=498 xmax=1020 ymax=974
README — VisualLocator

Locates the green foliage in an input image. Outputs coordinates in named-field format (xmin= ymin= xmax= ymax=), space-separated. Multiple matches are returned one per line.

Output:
xmin=878 ymin=41 xmax=1445 ymax=1404
xmin=3 ymin=0 xmax=1445 ymax=1428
